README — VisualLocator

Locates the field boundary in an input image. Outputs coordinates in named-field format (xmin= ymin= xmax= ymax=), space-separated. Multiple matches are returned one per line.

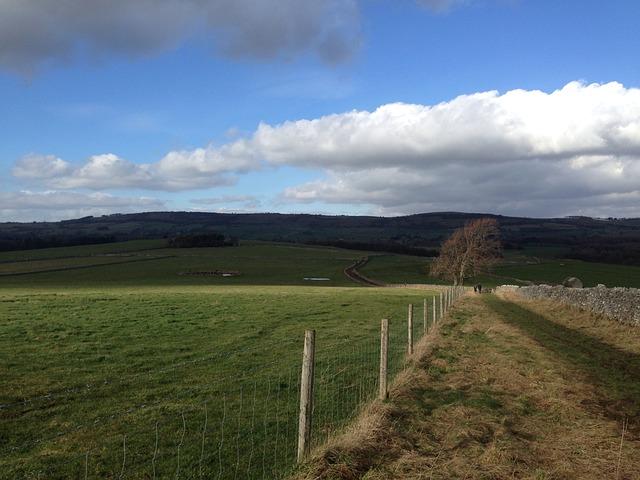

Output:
xmin=496 ymin=284 xmax=640 ymax=326
xmin=0 ymin=255 xmax=174 ymax=277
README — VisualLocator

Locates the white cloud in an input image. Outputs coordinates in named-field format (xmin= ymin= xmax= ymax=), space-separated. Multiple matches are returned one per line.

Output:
xmin=12 ymin=154 xmax=71 ymax=179
xmin=268 ymin=81 xmax=640 ymax=217
xmin=0 ymin=190 xmax=164 ymax=222
xmin=13 ymin=145 xmax=259 ymax=191
xmin=253 ymin=82 xmax=640 ymax=169
xmin=0 ymin=0 xmax=360 ymax=74
xmin=13 ymin=81 xmax=640 ymax=217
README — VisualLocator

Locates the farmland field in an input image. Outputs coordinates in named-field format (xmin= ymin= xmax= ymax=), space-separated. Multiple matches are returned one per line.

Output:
xmin=359 ymin=251 xmax=640 ymax=288
xmin=0 ymin=240 xmax=439 ymax=479
xmin=0 ymin=241 xmax=367 ymax=289
xmin=3 ymin=238 xmax=639 ymax=478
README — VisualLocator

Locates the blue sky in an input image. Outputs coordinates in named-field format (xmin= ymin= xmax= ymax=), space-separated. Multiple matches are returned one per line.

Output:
xmin=2 ymin=0 xmax=640 ymax=221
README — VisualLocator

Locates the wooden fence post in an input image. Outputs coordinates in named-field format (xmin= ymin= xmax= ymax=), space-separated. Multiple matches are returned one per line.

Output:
xmin=407 ymin=304 xmax=414 ymax=355
xmin=379 ymin=319 xmax=389 ymax=400
xmin=297 ymin=330 xmax=316 ymax=463
xmin=440 ymin=292 xmax=443 ymax=320
xmin=433 ymin=296 xmax=437 ymax=326
xmin=423 ymin=298 xmax=427 ymax=333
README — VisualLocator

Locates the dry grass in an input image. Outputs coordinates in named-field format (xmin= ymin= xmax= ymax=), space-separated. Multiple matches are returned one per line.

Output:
xmin=499 ymin=292 xmax=640 ymax=356
xmin=289 ymin=295 xmax=640 ymax=480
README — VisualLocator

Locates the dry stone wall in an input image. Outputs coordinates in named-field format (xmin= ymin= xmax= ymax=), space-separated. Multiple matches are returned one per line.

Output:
xmin=495 ymin=284 xmax=640 ymax=327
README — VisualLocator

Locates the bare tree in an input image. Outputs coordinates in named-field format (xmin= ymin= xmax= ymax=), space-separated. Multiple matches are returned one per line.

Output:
xmin=430 ymin=218 xmax=502 ymax=285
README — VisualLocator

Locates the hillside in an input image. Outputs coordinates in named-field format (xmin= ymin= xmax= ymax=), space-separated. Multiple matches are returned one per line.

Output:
xmin=2 ymin=211 xmax=640 ymax=264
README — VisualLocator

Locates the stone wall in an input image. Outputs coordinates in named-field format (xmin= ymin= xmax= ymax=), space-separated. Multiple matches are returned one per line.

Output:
xmin=495 ymin=284 xmax=640 ymax=327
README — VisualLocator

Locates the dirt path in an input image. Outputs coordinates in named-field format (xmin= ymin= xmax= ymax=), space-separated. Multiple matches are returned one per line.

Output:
xmin=295 ymin=295 xmax=640 ymax=480
xmin=343 ymin=256 xmax=386 ymax=286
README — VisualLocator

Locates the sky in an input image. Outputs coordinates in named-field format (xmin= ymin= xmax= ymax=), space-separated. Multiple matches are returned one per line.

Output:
xmin=1 ymin=0 xmax=640 ymax=221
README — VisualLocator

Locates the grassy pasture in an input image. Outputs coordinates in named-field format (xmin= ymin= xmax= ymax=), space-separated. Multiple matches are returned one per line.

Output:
xmin=360 ymin=252 xmax=640 ymax=288
xmin=0 ymin=240 xmax=437 ymax=479
xmin=0 ymin=241 xmax=365 ymax=289
xmin=0 ymin=240 xmax=165 ymax=263
xmin=3 ymin=237 xmax=639 ymax=478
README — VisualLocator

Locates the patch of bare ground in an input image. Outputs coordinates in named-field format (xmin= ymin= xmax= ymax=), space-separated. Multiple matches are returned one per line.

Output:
xmin=290 ymin=295 xmax=640 ymax=480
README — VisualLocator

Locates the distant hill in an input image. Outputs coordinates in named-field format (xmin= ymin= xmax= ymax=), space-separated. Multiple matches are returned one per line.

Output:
xmin=2 ymin=211 xmax=640 ymax=264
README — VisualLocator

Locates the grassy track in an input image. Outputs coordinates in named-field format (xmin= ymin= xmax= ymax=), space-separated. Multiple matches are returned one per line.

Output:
xmin=0 ymin=240 xmax=440 ymax=479
xmin=484 ymin=296 xmax=640 ymax=423
xmin=295 ymin=294 xmax=640 ymax=479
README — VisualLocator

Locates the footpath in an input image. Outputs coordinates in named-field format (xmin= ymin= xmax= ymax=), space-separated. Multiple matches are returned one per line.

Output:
xmin=294 ymin=294 xmax=640 ymax=480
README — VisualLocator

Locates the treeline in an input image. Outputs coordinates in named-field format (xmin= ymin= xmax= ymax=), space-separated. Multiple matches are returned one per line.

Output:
xmin=167 ymin=233 xmax=239 ymax=248
xmin=566 ymin=238 xmax=640 ymax=266
xmin=306 ymin=239 xmax=438 ymax=257
xmin=0 ymin=235 xmax=116 ymax=252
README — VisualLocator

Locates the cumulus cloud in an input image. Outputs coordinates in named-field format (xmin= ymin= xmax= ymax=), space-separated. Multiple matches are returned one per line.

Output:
xmin=13 ymin=81 xmax=640 ymax=217
xmin=13 ymin=144 xmax=258 ymax=191
xmin=11 ymin=154 xmax=71 ymax=179
xmin=266 ymin=81 xmax=640 ymax=217
xmin=0 ymin=190 xmax=164 ymax=221
xmin=0 ymin=0 xmax=360 ymax=73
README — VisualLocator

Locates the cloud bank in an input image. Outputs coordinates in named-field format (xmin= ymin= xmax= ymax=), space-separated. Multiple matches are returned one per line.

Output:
xmin=0 ymin=191 xmax=164 ymax=222
xmin=0 ymin=0 xmax=360 ymax=73
xmin=13 ymin=81 xmax=640 ymax=217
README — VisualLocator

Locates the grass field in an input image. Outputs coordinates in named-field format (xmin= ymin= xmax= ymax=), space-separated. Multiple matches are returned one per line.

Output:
xmin=0 ymin=241 xmax=366 ymax=289
xmin=0 ymin=240 xmax=440 ymax=479
xmin=359 ymin=252 xmax=640 ymax=288
xmin=3 ymin=238 xmax=639 ymax=478
xmin=0 ymin=240 xmax=166 ymax=263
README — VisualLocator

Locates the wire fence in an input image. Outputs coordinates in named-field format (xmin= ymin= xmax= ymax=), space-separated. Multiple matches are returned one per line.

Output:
xmin=0 ymin=287 xmax=466 ymax=479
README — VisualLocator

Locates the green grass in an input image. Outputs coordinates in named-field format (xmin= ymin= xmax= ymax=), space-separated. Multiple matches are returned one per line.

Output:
xmin=0 ymin=241 xmax=366 ymax=289
xmin=359 ymin=253 xmax=640 ymax=288
xmin=5 ymin=236 xmax=638 ymax=478
xmin=0 ymin=240 xmax=438 ymax=479
xmin=358 ymin=254 xmax=507 ymax=287
xmin=0 ymin=239 xmax=165 ymax=263
xmin=493 ymin=259 xmax=640 ymax=287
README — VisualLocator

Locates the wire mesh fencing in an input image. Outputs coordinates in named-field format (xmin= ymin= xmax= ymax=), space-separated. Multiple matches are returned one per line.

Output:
xmin=1 ymin=288 xmax=466 ymax=479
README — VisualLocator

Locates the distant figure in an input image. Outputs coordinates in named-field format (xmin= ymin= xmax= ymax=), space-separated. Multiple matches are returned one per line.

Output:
xmin=473 ymin=283 xmax=482 ymax=294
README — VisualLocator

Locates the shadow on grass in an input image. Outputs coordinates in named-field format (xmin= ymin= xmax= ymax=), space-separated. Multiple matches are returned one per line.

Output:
xmin=484 ymin=295 xmax=640 ymax=424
